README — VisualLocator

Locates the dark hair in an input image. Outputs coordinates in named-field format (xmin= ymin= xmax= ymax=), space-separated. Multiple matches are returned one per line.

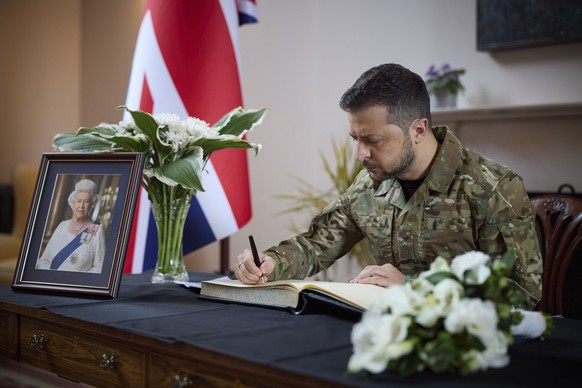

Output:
xmin=339 ymin=63 xmax=431 ymax=129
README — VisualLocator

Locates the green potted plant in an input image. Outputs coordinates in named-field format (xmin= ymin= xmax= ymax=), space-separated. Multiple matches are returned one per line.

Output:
xmin=424 ymin=63 xmax=465 ymax=108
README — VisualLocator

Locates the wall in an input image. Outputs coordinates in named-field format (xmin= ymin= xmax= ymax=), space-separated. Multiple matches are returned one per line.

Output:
xmin=0 ymin=0 xmax=82 ymax=175
xmin=1 ymin=0 xmax=581 ymax=276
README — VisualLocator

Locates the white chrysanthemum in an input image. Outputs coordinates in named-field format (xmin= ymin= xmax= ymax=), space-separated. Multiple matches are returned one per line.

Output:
xmin=444 ymin=298 xmax=499 ymax=345
xmin=150 ymin=114 xmax=209 ymax=153
xmin=348 ymin=314 xmax=413 ymax=373
xmin=117 ymin=118 xmax=139 ymax=134
xmin=184 ymin=116 xmax=217 ymax=137
xmin=416 ymin=278 xmax=464 ymax=327
xmin=450 ymin=251 xmax=491 ymax=284
xmin=154 ymin=112 xmax=182 ymax=126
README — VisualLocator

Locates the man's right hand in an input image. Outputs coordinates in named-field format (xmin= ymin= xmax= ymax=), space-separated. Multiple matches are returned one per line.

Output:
xmin=234 ymin=249 xmax=275 ymax=285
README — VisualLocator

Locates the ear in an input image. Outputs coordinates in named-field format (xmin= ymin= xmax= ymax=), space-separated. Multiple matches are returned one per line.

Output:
xmin=410 ymin=118 xmax=429 ymax=144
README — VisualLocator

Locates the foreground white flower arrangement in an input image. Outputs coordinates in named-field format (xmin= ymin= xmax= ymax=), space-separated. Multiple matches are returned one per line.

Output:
xmin=348 ymin=251 xmax=552 ymax=377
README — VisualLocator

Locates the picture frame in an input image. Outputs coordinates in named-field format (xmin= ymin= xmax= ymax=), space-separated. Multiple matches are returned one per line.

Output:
xmin=476 ymin=0 xmax=582 ymax=51
xmin=12 ymin=152 xmax=145 ymax=298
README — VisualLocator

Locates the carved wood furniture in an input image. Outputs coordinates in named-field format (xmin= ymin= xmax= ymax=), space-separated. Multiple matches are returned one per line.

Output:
xmin=531 ymin=194 xmax=582 ymax=318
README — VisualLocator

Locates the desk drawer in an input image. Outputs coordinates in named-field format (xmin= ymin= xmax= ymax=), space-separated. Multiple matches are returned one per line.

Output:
xmin=150 ymin=352 xmax=257 ymax=387
xmin=0 ymin=309 xmax=17 ymax=358
xmin=19 ymin=316 xmax=144 ymax=387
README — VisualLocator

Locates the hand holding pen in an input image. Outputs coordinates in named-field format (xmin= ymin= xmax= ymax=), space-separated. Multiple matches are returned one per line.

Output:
xmin=234 ymin=235 xmax=275 ymax=285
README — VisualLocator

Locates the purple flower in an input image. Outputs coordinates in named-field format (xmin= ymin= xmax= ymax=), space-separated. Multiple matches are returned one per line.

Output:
xmin=425 ymin=64 xmax=438 ymax=78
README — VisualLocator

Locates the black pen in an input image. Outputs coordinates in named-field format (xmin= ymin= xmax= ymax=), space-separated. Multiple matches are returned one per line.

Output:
xmin=249 ymin=235 xmax=262 ymax=267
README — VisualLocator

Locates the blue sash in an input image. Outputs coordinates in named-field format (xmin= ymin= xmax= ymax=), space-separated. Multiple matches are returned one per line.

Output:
xmin=50 ymin=222 xmax=99 ymax=270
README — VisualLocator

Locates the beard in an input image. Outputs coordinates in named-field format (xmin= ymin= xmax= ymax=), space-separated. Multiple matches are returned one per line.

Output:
xmin=363 ymin=135 xmax=415 ymax=182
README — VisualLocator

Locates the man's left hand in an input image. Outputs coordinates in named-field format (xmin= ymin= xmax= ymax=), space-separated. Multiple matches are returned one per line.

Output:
xmin=350 ymin=263 xmax=405 ymax=287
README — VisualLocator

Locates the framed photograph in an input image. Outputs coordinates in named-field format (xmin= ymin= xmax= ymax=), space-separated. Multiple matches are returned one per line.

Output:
xmin=12 ymin=152 xmax=145 ymax=298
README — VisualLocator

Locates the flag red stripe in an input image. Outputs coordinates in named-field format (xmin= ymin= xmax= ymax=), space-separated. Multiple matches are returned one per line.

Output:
xmin=147 ymin=0 xmax=251 ymax=227
xmin=148 ymin=0 xmax=243 ymax=123
xmin=210 ymin=149 xmax=252 ymax=227
xmin=139 ymin=74 xmax=155 ymax=113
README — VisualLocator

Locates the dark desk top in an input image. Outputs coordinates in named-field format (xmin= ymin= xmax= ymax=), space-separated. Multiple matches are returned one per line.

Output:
xmin=1 ymin=272 xmax=581 ymax=387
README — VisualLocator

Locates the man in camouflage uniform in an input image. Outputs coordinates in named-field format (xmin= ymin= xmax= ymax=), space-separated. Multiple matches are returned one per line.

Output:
xmin=235 ymin=63 xmax=542 ymax=309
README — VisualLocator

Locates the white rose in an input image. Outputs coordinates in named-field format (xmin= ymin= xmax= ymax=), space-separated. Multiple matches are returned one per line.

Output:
xmin=511 ymin=309 xmax=548 ymax=338
xmin=444 ymin=298 xmax=499 ymax=345
xmin=410 ymin=276 xmax=435 ymax=296
xmin=429 ymin=256 xmax=451 ymax=272
xmin=450 ymin=251 xmax=491 ymax=284
xmin=473 ymin=330 xmax=510 ymax=370
xmin=368 ymin=283 xmax=422 ymax=317
xmin=417 ymin=256 xmax=451 ymax=283
xmin=416 ymin=278 xmax=464 ymax=327
xmin=348 ymin=314 xmax=413 ymax=373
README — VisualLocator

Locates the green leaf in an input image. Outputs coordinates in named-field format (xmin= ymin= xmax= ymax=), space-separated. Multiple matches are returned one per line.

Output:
xmin=425 ymin=271 xmax=456 ymax=285
xmin=77 ymin=124 xmax=119 ymax=137
xmin=106 ymin=135 xmax=151 ymax=152
xmin=214 ymin=107 xmax=267 ymax=137
xmin=116 ymin=105 xmax=159 ymax=141
xmin=75 ymin=124 xmax=152 ymax=153
xmin=193 ymin=137 xmax=260 ymax=159
xmin=149 ymin=152 xmax=205 ymax=192
xmin=52 ymin=133 xmax=116 ymax=152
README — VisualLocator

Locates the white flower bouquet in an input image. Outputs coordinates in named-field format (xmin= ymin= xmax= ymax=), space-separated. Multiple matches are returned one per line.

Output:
xmin=348 ymin=251 xmax=552 ymax=377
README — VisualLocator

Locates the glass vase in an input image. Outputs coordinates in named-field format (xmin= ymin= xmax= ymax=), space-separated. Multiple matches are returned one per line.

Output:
xmin=149 ymin=185 xmax=194 ymax=284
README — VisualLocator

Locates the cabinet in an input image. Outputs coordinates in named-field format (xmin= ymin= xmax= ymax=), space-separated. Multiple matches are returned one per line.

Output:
xmin=19 ymin=316 xmax=144 ymax=386
xmin=0 ymin=300 xmax=315 ymax=387
xmin=149 ymin=353 xmax=254 ymax=387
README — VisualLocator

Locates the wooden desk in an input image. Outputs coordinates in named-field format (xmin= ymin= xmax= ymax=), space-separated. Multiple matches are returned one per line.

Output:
xmin=2 ymin=272 xmax=582 ymax=387
xmin=0 ymin=300 xmax=300 ymax=387
xmin=0 ymin=273 xmax=331 ymax=387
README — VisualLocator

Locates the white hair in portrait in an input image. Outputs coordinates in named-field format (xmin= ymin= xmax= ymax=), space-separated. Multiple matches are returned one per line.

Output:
xmin=67 ymin=179 xmax=99 ymax=208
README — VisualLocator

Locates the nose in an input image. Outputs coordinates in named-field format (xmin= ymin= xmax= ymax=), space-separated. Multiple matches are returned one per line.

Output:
xmin=356 ymin=141 xmax=371 ymax=162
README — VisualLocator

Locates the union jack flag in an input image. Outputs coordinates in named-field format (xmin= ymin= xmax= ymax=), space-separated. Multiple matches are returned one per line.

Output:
xmin=123 ymin=0 xmax=258 ymax=274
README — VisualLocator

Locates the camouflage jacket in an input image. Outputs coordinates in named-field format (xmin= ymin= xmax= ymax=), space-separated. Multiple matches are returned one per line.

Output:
xmin=265 ymin=127 xmax=543 ymax=309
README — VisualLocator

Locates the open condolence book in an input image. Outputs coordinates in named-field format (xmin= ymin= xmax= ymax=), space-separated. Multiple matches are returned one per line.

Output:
xmin=199 ymin=278 xmax=388 ymax=317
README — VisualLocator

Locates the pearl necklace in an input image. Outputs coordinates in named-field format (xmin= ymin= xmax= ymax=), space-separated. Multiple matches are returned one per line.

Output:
xmin=73 ymin=221 xmax=89 ymax=233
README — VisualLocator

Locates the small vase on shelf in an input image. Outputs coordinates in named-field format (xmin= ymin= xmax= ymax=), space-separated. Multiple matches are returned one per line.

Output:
xmin=431 ymin=89 xmax=458 ymax=109
xmin=424 ymin=63 xmax=465 ymax=110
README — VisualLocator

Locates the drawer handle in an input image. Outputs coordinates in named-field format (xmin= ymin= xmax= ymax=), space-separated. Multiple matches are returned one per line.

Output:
xmin=173 ymin=372 xmax=193 ymax=388
xmin=99 ymin=353 xmax=118 ymax=370
xmin=30 ymin=334 xmax=46 ymax=350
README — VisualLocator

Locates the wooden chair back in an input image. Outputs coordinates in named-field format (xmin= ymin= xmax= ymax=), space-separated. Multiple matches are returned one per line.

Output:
xmin=531 ymin=195 xmax=582 ymax=318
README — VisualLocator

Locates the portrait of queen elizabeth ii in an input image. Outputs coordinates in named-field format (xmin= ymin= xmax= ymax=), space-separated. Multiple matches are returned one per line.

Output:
xmin=36 ymin=178 xmax=106 ymax=273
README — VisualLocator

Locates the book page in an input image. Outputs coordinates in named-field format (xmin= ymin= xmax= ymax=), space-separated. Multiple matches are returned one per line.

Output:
xmin=201 ymin=279 xmax=387 ymax=311
xmin=292 ymin=281 xmax=387 ymax=310
xmin=200 ymin=279 xmax=301 ymax=308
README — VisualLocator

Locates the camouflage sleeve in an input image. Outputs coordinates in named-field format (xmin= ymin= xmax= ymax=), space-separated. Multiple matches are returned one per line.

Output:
xmin=478 ymin=172 xmax=543 ymax=310
xmin=263 ymin=195 xmax=364 ymax=281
